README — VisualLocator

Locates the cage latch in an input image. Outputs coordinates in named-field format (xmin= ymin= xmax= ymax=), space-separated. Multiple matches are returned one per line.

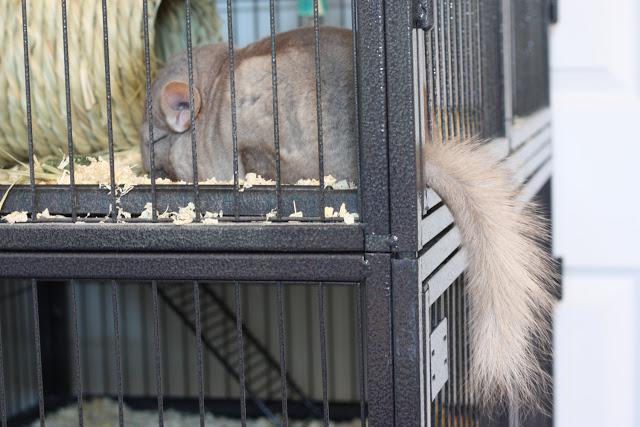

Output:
xmin=414 ymin=0 xmax=434 ymax=30
xmin=430 ymin=317 xmax=449 ymax=399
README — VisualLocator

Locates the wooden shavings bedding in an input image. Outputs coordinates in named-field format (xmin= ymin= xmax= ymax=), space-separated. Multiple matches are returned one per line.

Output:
xmin=33 ymin=398 xmax=360 ymax=427
xmin=1 ymin=150 xmax=360 ymax=224
xmin=37 ymin=208 xmax=65 ymax=219
xmin=2 ymin=211 xmax=28 ymax=224
xmin=0 ymin=149 xmax=357 ymax=189
xmin=1 ymin=203 xmax=360 ymax=225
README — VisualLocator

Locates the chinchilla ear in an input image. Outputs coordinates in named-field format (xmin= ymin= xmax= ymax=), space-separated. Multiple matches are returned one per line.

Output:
xmin=160 ymin=80 xmax=201 ymax=133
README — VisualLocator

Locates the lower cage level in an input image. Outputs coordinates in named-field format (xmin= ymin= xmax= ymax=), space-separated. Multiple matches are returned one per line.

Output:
xmin=1 ymin=280 xmax=371 ymax=426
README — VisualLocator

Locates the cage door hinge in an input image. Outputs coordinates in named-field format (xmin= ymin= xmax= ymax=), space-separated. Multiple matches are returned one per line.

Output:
xmin=414 ymin=0 xmax=434 ymax=30
xmin=430 ymin=317 xmax=449 ymax=399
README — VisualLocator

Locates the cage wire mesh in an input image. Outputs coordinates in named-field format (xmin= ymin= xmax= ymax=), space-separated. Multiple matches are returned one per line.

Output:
xmin=0 ymin=279 xmax=366 ymax=426
xmin=0 ymin=0 xmax=359 ymax=225
xmin=0 ymin=0 xmax=554 ymax=425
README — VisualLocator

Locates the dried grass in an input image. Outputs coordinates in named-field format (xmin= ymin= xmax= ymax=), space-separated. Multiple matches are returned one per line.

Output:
xmin=0 ymin=0 xmax=221 ymax=168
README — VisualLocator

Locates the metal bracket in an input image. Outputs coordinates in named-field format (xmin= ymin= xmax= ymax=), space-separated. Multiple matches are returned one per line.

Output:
xmin=430 ymin=317 xmax=449 ymax=399
xmin=414 ymin=0 xmax=434 ymax=31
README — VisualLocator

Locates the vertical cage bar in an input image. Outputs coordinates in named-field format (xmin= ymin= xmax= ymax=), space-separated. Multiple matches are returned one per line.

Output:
xmin=25 ymin=284 xmax=35 ymax=405
xmin=143 ymin=0 xmax=159 ymax=222
xmin=448 ymin=287 xmax=454 ymax=426
xmin=430 ymin=298 xmax=436 ymax=426
xmin=304 ymin=288 xmax=315 ymax=396
xmin=203 ymin=308 xmax=211 ymax=397
xmin=80 ymin=286 xmax=90 ymax=394
xmin=31 ymin=280 xmax=45 ymax=427
xmin=184 ymin=0 xmax=201 ymax=221
xmin=160 ymin=294 xmax=170 ymax=394
xmin=354 ymin=284 xmax=366 ymax=427
xmin=223 ymin=286 xmax=231 ymax=396
xmin=433 ymin=1 xmax=443 ymax=144
xmin=24 ymin=286 xmax=33 ymax=411
xmin=101 ymin=0 xmax=118 ymax=221
xmin=276 ymin=282 xmax=289 ymax=426
xmin=448 ymin=0 xmax=461 ymax=138
xmin=14 ymin=286 xmax=24 ymax=413
xmin=318 ymin=284 xmax=330 ymax=426
xmin=456 ymin=276 xmax=469 ymax=426
xmin=465 ymin=0 xmax=475 ymax=135
xmin=443 ymin=291 xmax=450 ymax=426
xmin=426 ymin=16 xmax=441 ymax=144
xmin=348 ymin=285 xmax=358 ymax=402
xmin=452 ymin=0 xmax=467 ymax=137
xmin=71 ymin=281 xmax=84 ymax=426
xmin=269 ymin=0 xmax=283 ymax=218
xmin=460 ymin=0 xmax=472 ymax=136
xmin=312 ymin=0 xmax=326 ymax=220
xmin=225 ymin=0 xmax=241 ymax=220
xmin=111 ymin=281 xmax=125 ymax=427
xmin=137 ymin=286 xmax=151 ymax=394
xmin=180 ymin=286 xmax=190 ymax=396
xmin=100 ymin=283 xmax=111 ymax=392
xmin=193 ymin=282 xmax=205 ymax=427
xmin=283 ymin=287 xmax=295 ymax=395
xmin=263 ymin=286 xmax=273 ymax=400
xmin=436 ymin=0 xmax=449 ymax=141
xmin=0 ymin=295 xmax=6 ymax=427
xmin=234 ymin=283 xmax=248 ymax=426
xmin=20 ymin=0 xmax=37 ymax=221
xmin=460 ymin=280 xmax=469 ymax=426
xmin=60 ymin=0 xmax=78 ymax=221
xmin=443 ymin=0 xmax=455 ymax=140
xmin=421 ymin=288 xmax=430 ymax=427
xmin=436 ymin=0 xmax=447 ymax=141
xmin=8 ymin=284 xmax=21 ymax=412
xmin=151 ymin=281 xmax=165 ymax=427
xmin=452 ymin=280 xmax=460 ymax=420
xmin=440 ymin=296 xmax=447 ymax=427
xmin=326 ymin=287 xmax=336 ymax=403
xmin=436 ymin=298 xmax=442 ymax=427
xmin=457 ymin=279 xmax=466 ymax=425
xmin=473 ymin=0 xmax=484 ymax=137
xmin=350 ymin=0 xmax=362 ymax=216
xmin=466 ymin=0 xmax=477 ymax=135
xmin=463 ymin=278 xmax=474 ymax=425
xmin=414 ymin=28 xmax=427 ymax=219
xmin=119 ymin=284 xmax=129 ymax=394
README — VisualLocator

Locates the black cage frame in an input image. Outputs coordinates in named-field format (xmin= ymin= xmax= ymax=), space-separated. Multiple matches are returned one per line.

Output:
xmin=0 ymin=0 xmax=556 ymax=426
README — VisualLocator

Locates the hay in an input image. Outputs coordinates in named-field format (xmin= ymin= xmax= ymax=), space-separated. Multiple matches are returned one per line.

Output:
xmin=0 ymin=0 xmax=221 ymax=168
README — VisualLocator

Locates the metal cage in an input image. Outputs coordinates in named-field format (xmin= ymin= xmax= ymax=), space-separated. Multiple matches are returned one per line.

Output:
xmin=0 ymin=0 xmax=555 ymax=426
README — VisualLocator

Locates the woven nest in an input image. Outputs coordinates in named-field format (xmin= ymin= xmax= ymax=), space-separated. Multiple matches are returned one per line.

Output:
xmin=0 ymin=0 xmax=221 ymax=170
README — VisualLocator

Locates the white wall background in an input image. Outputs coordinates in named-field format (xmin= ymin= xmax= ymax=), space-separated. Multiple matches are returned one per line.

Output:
xmin=551 ymin=0 xmax=640 ymax=425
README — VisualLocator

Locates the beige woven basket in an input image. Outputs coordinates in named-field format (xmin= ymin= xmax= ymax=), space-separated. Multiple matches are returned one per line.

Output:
xmin=0 ymin=0 xmax=221 ymax=168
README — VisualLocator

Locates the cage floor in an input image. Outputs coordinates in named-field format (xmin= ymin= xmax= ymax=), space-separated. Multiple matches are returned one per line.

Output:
xmin=21 ymin=397 xmax=360 ymax=427
xmin=9 ymin=397 xmax=362 ymax=427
